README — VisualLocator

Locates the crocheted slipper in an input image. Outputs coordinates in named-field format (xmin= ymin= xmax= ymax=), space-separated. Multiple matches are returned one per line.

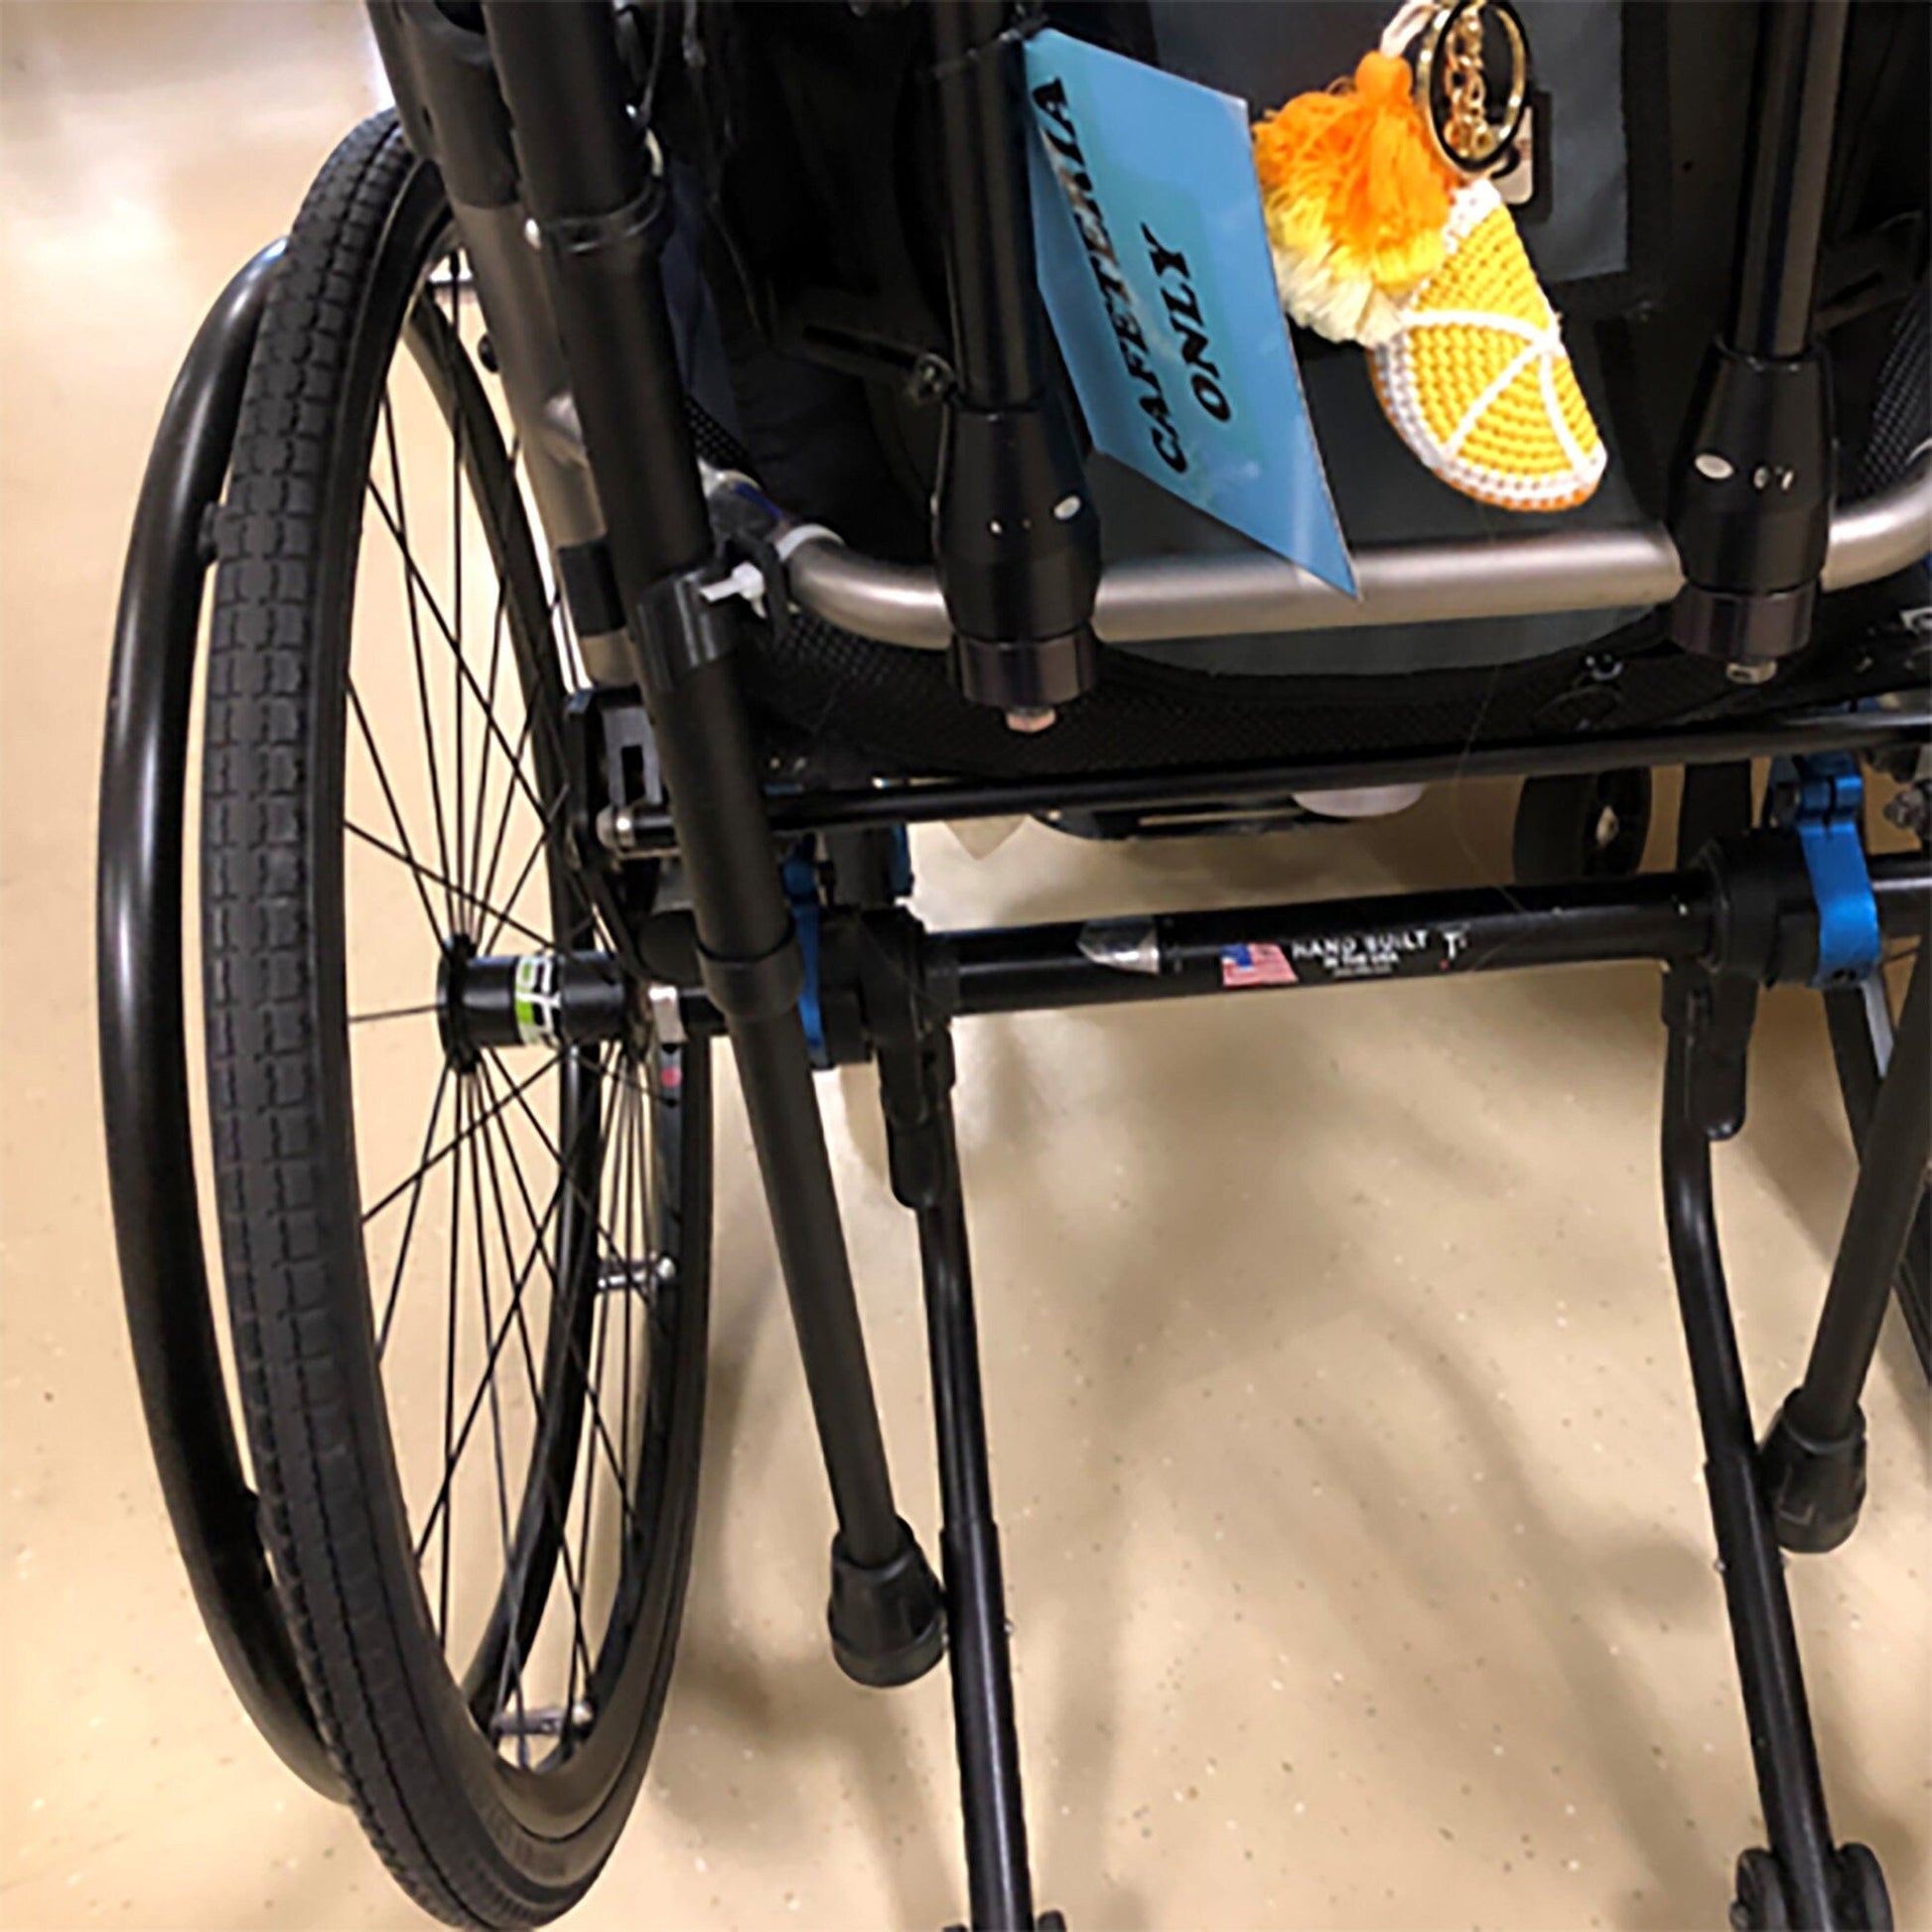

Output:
xmin=1368 ymin=177 xmax=1604 ymax=510
xmin=1253 ymin=37 xmax=1604 ymax=512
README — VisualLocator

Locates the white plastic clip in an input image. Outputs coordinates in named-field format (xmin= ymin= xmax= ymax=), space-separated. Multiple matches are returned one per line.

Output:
xmin=699 ymin=559 xmax=769 ymax=617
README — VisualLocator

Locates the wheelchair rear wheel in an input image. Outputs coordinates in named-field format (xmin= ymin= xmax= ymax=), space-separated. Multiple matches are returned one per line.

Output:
xmin=202 ymin=114 xmax=710 ymax=1926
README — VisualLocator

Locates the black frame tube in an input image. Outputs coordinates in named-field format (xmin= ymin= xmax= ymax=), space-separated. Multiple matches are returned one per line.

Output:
xmin=97 ymin=244 xmax=342 ymax=1800
xmin=608 ymin=705 xmax=1930 ymax=857
xmin=1661 ymin=975 xmax=1838 ymax=1924
xmin=918 ymin=1110 xmax=1035 ymax=1929
xmin=930 ymin=0 xmax=1047 ymax=410
xmin=1787 ymin=949 xmax=1931 ymax=1437
xmin=483 ymin=0 xmax=907 ymax=1569
xmin=665 ymin=859 xmax=1928 ymax=1038
xmin=939 ymin=873 xmax=1705 ymax=1018
xmin=930 ymin=860 xmax=1928 ymax=1021
xmin=482 ymin=3 xmax=708 ymax=583
xmin=1822 ymin=981 xmax=1932 ymax=1372
xmin=1730 ymin=0 xmax=1852 ymax=359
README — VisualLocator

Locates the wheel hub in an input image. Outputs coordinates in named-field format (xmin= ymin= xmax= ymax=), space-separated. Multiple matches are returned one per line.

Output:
xmin=436 ymin=936 xmax=632 ymax=1069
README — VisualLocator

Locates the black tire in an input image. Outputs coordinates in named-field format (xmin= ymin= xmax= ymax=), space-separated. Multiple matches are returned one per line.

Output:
xmin=1824 ymin=966 xmax=1931 ymax=1381
xmin=202 ymin=113 xmax=710 ymax=1926
xmin=1512 ymin=767 xmax=1652 ymax=885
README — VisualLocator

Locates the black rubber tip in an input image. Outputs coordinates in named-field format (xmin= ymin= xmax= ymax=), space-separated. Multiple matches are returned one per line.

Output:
xmin=1760 ymin=1399 xmax=1867 ymax=1555
xmin=828 ymin=1517 xmax=945 ymax=1688
xmin=1836 ymin=1843 xmax=1892 ymax=1931
xmin=1729 ymin=1847 xmax=1788 ymax=1931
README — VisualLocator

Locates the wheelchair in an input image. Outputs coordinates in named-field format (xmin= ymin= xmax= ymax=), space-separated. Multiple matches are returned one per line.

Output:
xmin=97 ymin=2 xmax=1928 ymax=1926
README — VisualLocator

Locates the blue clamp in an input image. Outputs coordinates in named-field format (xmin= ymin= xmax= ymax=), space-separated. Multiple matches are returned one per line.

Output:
xmin=1771 ymin=754 xmax=1881 ymax=988
xmin=781 ymin=846 xmax=828 ymax=1066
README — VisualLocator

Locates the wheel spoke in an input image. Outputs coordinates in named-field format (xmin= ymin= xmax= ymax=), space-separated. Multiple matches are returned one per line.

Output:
xmin=378 ymin=392 xmax=460 ymax=933
xmin=345 ymin=819 xmax=552 ymax=952
xmin=479 ymin=786 xmax=572 ymax=957
xmin=408 ymin=276 xmax=574 ymax=797
xmin=364 ymin=480 xmax=551 ymax=831
xmin=363 ymin=1050 xmax=561 ymax=1227
xmin=374 ymin=1063 xmax=452 ymax=1359
xmin=566 ymin=1201 xmax=614 ymax=1748
xmin=465 ymin=1065 xmax=531 ymax=1761
xmin=411 ymin=1055 xmax=613 ymax=1563
xmin=412 ymin=1174 xmax=568 ymax=1569
xmin=472 ymin=1071 xmax=598 ymax=1711
xmin=438 ymin=1078 xmax=465 ymax=1646
xmin=350 ymin=1001 xmax=441 ymax=1027
xmin=619 ymin=1071 xmax=643 ymax=1514
xmin=472 ymin=705 xmax=536 ymax=934
xmin=466 ymin=443 xmax=518 ymax=915
xmin=347 ymin=680 xmax=443 ymax=940
xmin=481 ymin=1044 xmax=635 ymax=1264
xmin=448 ymin=248 xmax=469 ymax=936
xmin=476 ymin=1049 xmax=643 ymax=1539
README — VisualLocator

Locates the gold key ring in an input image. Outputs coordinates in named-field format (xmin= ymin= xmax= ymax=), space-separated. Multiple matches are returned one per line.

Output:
xmin=1414 ymin=0 xmax=1530 ymax=178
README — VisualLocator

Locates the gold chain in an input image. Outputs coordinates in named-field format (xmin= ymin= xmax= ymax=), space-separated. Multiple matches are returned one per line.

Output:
xmin=1444 ymin=1 xmax=1489 ymax=158
xmin=1417 ymin=0 xmax=1528 ymax=177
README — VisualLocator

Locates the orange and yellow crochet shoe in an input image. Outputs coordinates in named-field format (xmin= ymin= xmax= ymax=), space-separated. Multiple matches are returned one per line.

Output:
xmin=1254 ymin=41 xmax=1604 ymax=512
xmin=1369 ymin=177 xmax=1604 ymax=510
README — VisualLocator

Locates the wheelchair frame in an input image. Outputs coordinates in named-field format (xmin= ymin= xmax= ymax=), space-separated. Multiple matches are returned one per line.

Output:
xmin=100 ymin=3 xmax=1931 ymax=1926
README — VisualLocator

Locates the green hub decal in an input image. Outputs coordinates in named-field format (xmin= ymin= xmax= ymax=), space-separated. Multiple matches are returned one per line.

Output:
xmin=512 ymin=954 xmax=563 ymax=1046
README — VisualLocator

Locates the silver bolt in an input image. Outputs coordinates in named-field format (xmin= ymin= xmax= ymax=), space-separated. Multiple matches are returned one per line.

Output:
xmin=1725 ymin=659 xmax=1779 ymax=686
xmin=1005 ymin=707 xmax=1057 ymax=735
xmin=654 ymin=1253 xmax=679 ymax=1288
xmin=490 ymin=1699 xmax=595 ymax=1741
xmin=1883 ymin=784 xmax=1931 ymax=838
xmin=523 ymin=216 xmax=542 ymax=250
xmin=1052 ymin=493 xmax=1084 ymax=521
xmin=1593 ymin=805 xmax=1620 ymax=851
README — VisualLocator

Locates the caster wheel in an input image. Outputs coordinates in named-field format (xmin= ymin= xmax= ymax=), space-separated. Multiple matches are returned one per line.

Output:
xmin=1730 ymin=1849 xmax=1791 ymax=1931
xmin=1838 ymin=1843 xmax=1892 ymax=1930
xmin=1512 ymin=767 xmax=1652 ymax=885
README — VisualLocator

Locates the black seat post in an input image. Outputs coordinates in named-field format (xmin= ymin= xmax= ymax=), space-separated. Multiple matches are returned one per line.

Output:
xmin=929 ymin=0 xmax=1100 ymax=726
xmin=1668 ymin=0 xmax=1850 ymax=676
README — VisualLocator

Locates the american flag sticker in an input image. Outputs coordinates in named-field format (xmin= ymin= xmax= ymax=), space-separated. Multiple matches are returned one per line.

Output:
xmin=1220 ymin=941 xmax=1297 ymax=988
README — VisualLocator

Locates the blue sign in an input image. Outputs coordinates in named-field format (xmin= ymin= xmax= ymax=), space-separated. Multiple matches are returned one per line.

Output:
xmin=1023 ymin=29 xmax=1355 ymax=594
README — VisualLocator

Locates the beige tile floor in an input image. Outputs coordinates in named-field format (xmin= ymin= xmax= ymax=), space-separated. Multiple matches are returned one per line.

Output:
xmin=1 ymin=6 xmax=1927 ymax=1929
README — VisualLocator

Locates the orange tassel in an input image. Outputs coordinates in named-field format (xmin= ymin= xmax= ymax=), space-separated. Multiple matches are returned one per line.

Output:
xmin=1253 ymin=52 xmax=1458 ymax=346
